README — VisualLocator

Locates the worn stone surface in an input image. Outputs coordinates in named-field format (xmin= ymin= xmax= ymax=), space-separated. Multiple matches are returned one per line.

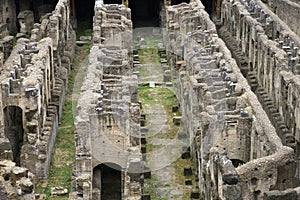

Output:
xmin=0 ymin=160 xmax=34 ymax=199
xmin=0 ymin=0 xmax=299 ymax=199
xmin=0 ymin=0 xmax=76 ymax=199
xmin=165 ymin=0 xmax=299 ymax=199
xmin=0 ymin=0 xmax=76 ymax=179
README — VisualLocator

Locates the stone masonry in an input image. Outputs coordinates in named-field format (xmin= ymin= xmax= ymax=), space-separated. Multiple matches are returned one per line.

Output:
xmin=0 ymin=0 xmax=300 ymax=199
xmin=71 ymin=1 xmax=142 ymax=199
xmin=0 ymin=0 xmax=76 ymax=197
xmin=165 ymin=0 xmax=299 ymax=199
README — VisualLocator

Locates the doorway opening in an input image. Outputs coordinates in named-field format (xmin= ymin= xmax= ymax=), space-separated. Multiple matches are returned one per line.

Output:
xmin=93 ymin=163 xmax=122 ymax=200
xmin=4 ymin=106 xmax=24 ymax=166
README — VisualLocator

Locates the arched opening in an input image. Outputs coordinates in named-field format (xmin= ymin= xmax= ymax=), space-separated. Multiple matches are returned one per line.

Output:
xmin=4 ymin=106 xmax=24 ymax=166
xmin=171 ymin=0 xmax=190 ymax=5
xmin=93 ymin=163 xmax=122 ymax=200
xmin=129 ymin=0 xmax=162 ymax=27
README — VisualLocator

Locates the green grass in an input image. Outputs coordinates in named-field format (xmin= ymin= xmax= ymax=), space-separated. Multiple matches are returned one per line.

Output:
xmin=145 ymin=36 xmax=162 ymax=48
xmin=138 ymin=35 xmax=195 ymax=199
xmin=139 ymin=86 xmax=181 ymax=139
xmin=139 ymin=85 xmax=178 ymax=119
xmin=138 ymin=48 xmax=160 ymax=64
xmin=35 ymin=101 xmax=75 ymax=200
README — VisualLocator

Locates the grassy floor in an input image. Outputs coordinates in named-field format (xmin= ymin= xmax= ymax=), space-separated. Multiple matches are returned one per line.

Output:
xmin=140 ymin=86 xmax=194 ymax=199
xmin=35 ymin=101 xmax=75 ymax=199
xmin=139 ymin=86 xmax=181 ymax=139
xmin=35 ymin=44 xmax=90 ymax=199
xmin=138 ymin=34 xmax=196 ymax=199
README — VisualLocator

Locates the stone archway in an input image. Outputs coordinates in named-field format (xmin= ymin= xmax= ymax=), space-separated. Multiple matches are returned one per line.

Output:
xmin=3 ymin=106 xmax=24 ymax=166
xmin=93 ymin=162 xmax=122 ymax=200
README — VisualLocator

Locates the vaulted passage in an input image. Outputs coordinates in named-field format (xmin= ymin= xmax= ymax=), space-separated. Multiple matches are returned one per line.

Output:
xmin=4 ymin=106 xmax=24 ymax=166
xmin=93 ymin=163 xmax=122 ymax=200
xmin=129 ymin=0 xmax=162 ymax=27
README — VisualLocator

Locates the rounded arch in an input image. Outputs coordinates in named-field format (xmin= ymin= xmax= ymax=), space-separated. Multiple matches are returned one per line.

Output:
xmin=93 ymin=162 xmax=122 ymax=200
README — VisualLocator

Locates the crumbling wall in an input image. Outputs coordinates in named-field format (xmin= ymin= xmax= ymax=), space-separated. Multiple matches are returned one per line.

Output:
xmin=72 ymin=1 xmax=142 ymax=199
xmin=165 ymin=0 xmax=296 ymax=199
xmin=0 ymin=160 xmax=35 ymax=200
xmin=0 ymin=0 xmax=75 ymax=178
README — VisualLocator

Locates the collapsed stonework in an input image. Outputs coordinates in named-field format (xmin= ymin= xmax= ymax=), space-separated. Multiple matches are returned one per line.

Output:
xmin=0 ymin=160 xmax=35 ymax=199
xmin=71 ymin=1 xmax=142 ymax=199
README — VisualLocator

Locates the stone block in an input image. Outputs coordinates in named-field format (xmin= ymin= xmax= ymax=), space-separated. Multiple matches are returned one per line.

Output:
xmin=162 ymin=64 xmax=169 ymax=71
xmin=165 ymin=82 xmax=173 ymax=87
xmin=50 ymin=187 xmax=68 ymax=196
xmin=141 ymin=127 xmax=149 ymax=133
xmin=263 ymin=189 xmax=297 ymax=200
xmin=173 ymin=116 xmax=182 ymax=125
xmin=11 ymin=167 xmax=28 ymax=183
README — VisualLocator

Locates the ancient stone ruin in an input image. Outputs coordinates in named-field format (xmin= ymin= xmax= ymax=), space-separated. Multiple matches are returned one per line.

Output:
xmin=0 ymin=0 xmax=299 ymax=199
